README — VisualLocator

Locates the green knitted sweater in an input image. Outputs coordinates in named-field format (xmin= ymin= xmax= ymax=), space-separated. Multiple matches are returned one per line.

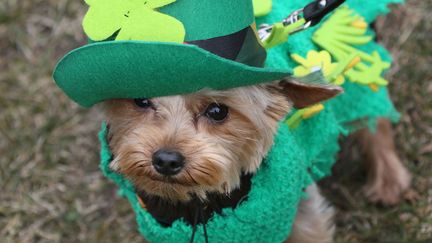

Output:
xmin=99 ymin=0 xmax=401 ymax=242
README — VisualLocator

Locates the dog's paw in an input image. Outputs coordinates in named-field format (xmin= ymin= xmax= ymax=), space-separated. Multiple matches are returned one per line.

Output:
xmin=363 ymin=151 xmax=412 ymax=206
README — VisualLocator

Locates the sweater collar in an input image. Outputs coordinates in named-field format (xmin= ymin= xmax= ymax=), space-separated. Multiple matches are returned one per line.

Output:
xmin=99 ymin=122 xmax=308 ymax=242
xmin=136 ymin=173 xmax=253 ymax=227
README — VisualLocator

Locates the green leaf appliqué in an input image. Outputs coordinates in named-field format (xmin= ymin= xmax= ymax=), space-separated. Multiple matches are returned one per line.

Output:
xmin=83 ymin=0 xmax=185 ymax=43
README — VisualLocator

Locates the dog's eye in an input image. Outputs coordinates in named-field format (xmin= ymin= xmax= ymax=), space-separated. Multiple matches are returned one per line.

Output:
xmin=204 ymin=103 xmax=229 ymax=122
xmin=134 ymin=98 xmax=153 ymax=109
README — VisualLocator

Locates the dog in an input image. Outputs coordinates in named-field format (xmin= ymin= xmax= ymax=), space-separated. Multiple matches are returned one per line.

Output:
xmin=53 ymin=0 xmax=411 ymax=241
xmin=102 ymin=80 xmax=411 ymax=242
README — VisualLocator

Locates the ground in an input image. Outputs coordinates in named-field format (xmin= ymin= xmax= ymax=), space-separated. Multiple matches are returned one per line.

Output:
xmin=0 ymin=0 xmax=430 ymax=242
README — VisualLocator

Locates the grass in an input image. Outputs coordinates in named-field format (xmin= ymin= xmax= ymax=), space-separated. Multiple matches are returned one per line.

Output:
xmin=0 ymin=0 xmax=430 ymax=242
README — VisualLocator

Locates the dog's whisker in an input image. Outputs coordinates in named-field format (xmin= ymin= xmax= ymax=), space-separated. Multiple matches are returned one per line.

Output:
xmin=185 ymin=170 xmax=199 ymax=185
xmin=240 ymin=136 xmax=259 ymax=142
xmin=190 ymin=167 xmax=212 ymax=177
xmin=122 ymin=159 xmax=150 ymax=171
xmin=125 ymin=150 xmax=147 ymax=157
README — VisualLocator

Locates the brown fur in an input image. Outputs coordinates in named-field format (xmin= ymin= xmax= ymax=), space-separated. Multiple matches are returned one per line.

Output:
xmin=287 ymin=184 xmax=334 ymax=243
xmin=278 ymin=80 xmax=343 ymax=109
xmin=358 ymin=118 xmax=412 ymax=205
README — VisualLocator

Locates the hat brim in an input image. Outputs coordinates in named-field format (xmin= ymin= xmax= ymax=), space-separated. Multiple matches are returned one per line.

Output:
xmin=53 ymin=41 xmax=292 ymax=107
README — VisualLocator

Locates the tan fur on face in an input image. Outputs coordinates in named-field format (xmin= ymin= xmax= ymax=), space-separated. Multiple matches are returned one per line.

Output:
xmin=104 ymin=83 xmax=291 ymax=202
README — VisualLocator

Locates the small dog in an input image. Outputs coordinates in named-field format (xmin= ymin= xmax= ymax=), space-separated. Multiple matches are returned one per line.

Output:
xmin=103 ymin=79 xmax=411 ymax=242
xmin=53 ymin=0 xmax=411 ymax=241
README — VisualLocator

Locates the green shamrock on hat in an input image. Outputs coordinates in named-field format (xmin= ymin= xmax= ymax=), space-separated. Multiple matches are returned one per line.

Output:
xmin=83 ymin=0 xmax=185 ymax=43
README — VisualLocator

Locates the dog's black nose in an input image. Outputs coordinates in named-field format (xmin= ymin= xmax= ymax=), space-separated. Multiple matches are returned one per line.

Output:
xmin=152 ymin=149 xmax=185 ymax=176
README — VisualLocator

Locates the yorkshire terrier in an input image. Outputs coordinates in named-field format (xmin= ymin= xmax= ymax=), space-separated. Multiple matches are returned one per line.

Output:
xmin=102 ymin=79 xmax=411 ymax=242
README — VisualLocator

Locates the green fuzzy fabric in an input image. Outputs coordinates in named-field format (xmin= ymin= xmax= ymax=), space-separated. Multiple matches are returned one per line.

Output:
xmin=99 ymin=0 xmax=401 ymax=242
xmin=257 ymin=0 xmax=401 ymax=185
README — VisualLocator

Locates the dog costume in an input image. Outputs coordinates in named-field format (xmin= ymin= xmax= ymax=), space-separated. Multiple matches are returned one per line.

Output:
xmin=54 ymin=0 xmax=401 ymax=242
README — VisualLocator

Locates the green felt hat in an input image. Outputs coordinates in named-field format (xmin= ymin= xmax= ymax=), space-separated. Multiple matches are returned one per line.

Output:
xmin=53 ymin=0 xmax=293 ymax=107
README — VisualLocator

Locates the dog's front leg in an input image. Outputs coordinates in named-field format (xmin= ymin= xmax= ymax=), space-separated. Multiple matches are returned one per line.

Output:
xmin=286 ymin=184 xmax=335 ymax=243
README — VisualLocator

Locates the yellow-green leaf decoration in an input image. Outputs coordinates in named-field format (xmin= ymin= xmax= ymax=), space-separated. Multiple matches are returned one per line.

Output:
xmin=83 ymin=0 xmax=185 ymax=43
xmin=286 ymin=50 xmax=359 ymax=129
xmin=285 ymin=104 xmax=325 ymax=129
xmin=313 ymin=6 xmax=390 ymax=91
xmin=261 ymin=19 xmax=306 ymax=49
xmin=293 ymin=50 xmax=343 ymax=86
xmin=253 ymin=0 xmax=272 ymax=17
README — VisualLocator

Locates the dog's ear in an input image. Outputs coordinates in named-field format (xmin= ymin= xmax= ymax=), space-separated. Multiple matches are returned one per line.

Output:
xmin=274 ymin=78 xmax=343 ymax=109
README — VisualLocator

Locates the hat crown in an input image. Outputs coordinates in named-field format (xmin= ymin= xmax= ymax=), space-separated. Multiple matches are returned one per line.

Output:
xmin=161 ymin=0 xmax=254 ymax=41
xmin=83 ymin=0 xmax=255 ymax=42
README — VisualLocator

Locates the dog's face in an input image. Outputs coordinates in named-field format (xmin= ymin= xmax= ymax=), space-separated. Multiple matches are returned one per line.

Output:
xmin=104 ymin=80 xmax=341 ymax=202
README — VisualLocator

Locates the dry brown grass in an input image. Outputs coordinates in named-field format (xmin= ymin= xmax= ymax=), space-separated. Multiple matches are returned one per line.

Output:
xmin=0 ymin=0 xmax=430 ymax=242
